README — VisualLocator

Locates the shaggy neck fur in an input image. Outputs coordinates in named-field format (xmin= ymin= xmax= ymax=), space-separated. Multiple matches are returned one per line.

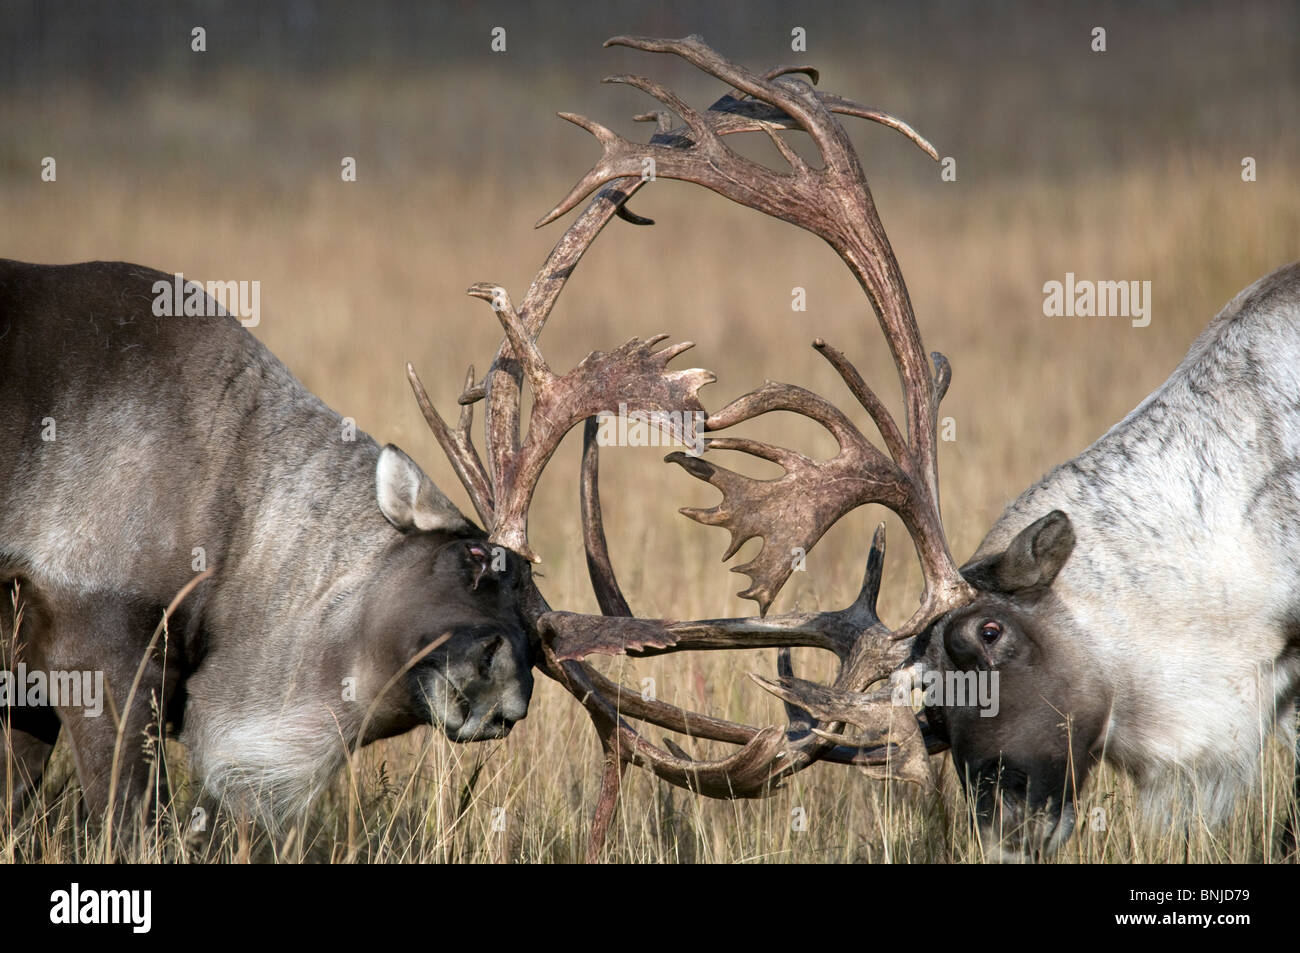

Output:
xmin=974 ymin=262 xmax=1300 ymax=824
xmin=179 ymin=348 xmax=402 ymax=827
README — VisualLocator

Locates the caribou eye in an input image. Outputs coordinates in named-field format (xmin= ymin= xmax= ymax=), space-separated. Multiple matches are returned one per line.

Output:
xmin=979 ymin=621 xmax=1002 ymax=644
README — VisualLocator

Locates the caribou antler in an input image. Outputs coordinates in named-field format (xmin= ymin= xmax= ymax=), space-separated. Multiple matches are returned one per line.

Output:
xmin=409 ymin=35 xmax=973 ymax=860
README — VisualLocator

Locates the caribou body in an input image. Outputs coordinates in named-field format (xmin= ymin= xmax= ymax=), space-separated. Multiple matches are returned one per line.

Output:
xmin=0 ymin=259 xmax=534 ymax=832
xmin=923 ymin=261 xmax=1300 ymax=857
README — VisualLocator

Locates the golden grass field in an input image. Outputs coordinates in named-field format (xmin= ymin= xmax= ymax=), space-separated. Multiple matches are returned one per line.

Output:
xmin=3 ymin=7 xmax=1299 ymax=862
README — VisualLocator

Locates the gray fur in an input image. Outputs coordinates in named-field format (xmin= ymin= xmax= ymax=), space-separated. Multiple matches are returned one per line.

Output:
xmin=926 ymin=261 xmax=1300 ymax=858
xmin=0 ymin=259 xmax=533 ymax=831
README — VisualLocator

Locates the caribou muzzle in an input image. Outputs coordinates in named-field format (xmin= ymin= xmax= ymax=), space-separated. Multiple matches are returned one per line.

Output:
xmin=966 ymin=758 xmax=1078 ymax=862
xmin=421 ymin=624 xmax=533 ymax=742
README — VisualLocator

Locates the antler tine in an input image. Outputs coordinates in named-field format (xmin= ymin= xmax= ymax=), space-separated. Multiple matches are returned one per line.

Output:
xmin=603 ymin=75 xmax=723 ymax=153
xmin=580 ymin=417 xmax=632 ymax=618
xmin=405 ymin=362 xmax=494 ymax=527
xmin=604 ymin=34 xmax=841 ymax=164
xmin=469 ymin=284 xmax=552 ymax=391
xmin=763 ymin=64 xmax=819 ymax=84
xmin=818 ymin=92 xmax=939 ymax=161
xmin=812 ymin=338 xmax=908 ymax=465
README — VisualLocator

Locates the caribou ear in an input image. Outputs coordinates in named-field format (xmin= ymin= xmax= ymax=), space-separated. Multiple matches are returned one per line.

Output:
xmin=376 ymin=444 xmax=471 ymax=534
xmin=965 ymin=510 xmax=1075 ymax=595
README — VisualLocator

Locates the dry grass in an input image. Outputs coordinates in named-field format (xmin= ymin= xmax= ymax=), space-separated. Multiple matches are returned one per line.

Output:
xmin=3 ymin=48 xmax=1298 ymax=862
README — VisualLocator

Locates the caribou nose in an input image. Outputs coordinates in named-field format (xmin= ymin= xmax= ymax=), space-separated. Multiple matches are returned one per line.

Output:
xmin=455 ymin=705 xmax=523 ymax=742
xmin=468 ymin=632 xmax=505 ymax=677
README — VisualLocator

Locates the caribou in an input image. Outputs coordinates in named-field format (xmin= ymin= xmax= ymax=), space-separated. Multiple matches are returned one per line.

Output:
xmin=0 ymin=261 xmax=535 ymax=837
xmin=408 ymin=34 xmax=1299 ymax=861
xmin=5 ymin=32 xmax=1294 ymax=862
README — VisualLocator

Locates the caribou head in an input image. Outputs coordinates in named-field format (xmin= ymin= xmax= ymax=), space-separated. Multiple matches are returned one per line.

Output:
xmin=367 ymin=444 xmax=534 ymax=744
xmin=915 ymin=510 xmax=1117 ymax=859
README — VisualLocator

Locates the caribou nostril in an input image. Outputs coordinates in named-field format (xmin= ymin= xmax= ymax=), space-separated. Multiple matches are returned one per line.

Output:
xmin=475 ymin=634 xmax=504 ymax=679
